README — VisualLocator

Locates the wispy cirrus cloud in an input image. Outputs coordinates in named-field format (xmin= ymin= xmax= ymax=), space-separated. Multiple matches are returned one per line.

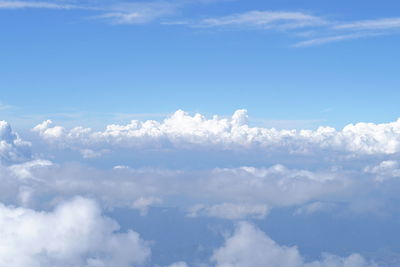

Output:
xmin=197 ymin=10 xmax=327 ymax=30
xmin=0 ymin=0 xmax=179 ymax=24
xmin=293 ymin=32 xmax=384 ymax=47
xmin=2 ymin=1 xmax=400 ymax=46
xmin=95 ymin=1 xmax=179 ymax=24
xmin=0 ymin=0 xmax=81 ymax=9
xmin=335 ymin=17 xmax=400 ymax=30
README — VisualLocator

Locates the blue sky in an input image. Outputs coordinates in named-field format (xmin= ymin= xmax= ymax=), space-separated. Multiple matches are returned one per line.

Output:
xmin=1 ymin=0 xmax=400 ymax=129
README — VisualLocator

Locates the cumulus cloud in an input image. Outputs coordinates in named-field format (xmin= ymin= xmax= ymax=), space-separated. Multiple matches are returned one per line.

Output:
xmin=0 ymin=197 xmax=150 ymax=267
xmin=0 ymin=120 xmax=31 ymax=164
xmin=4 ymin=115 xmax=400 ymax=218
xmin=32 ymin=110 xmax=400 ymax=156
xmin=212 ymin=222 xmax=376 ymax=267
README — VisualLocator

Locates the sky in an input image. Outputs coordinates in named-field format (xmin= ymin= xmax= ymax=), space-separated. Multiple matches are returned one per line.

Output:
xmin=1 ymin=1 xmax=400 ymax=267
xmin=1 ymin=0 xmax=400 ymax=129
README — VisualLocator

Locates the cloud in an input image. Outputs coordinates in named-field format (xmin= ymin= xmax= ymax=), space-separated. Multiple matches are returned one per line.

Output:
xmin=95 ymin=1 xmax=179 ymax=24
xmin=3 ymin=115 xmax=400 ymax=218
xmin=212 ymin=221 xmax=376 ymax=267
xmin=0 ymin=120 xmax=31 ymax=164
xmin=0 ymin=102 xmax=13 ymax=111
xmin=32 ymin=110 xmax=400 ymax=155
xmin=0 ymin=0 xmax=178 ymax=24
xmin=293 ymin=32 xmax=382 ymax=47
xmin=0 ymin=159 xmax=379 ymax=217
xmin=132 ymin=196 xmax=162 ymax=215
xmin=0 ymin=0 xmax=81 ymax=10
xmin=335 ymin=18 xmax=400 ymax=30
xmin=293 ymin=201 xmax=334 ymax=215
xmin=364 ymin=160 xmax=400 ymax=182
xmin=188 ymin=203 xmax=269 ymax=220
xmin=165 ymin=262 xmax=188 ymax=267
xmin=1 ymin=1 xmax=400 ymax=46
xmin=198 ymin=10 xmax=326 ymax=30
xmin=0 ymin=197 xmax=150 ymax=267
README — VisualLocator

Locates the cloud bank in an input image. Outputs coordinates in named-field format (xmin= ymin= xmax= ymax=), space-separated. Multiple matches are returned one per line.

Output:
xmin=2 ymin=112 xmax=400 ymax=265
xmin=32 ymin=110 xmax=400 ymax=155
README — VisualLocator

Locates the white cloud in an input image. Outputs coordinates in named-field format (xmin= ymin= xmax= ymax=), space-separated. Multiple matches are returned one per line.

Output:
xmin=188 ymin=203 xmax=269 ymax=220
xmin=0 ymin=0 xmax=80 ymax=10
xmin=198 ymin=10 xmax=326 ymax=30
xmin=8 ymin=159 xmax=52 ymax=180
xmin=0 ymin=120 xmax=31 ymax=164
xmin=0 ymin=197 xmax=150 ymax=267
xmin=32 ymin=110 xmax=400 ymax=155
xmin=0 ymin=160 xmax=365 ymax=215
xmin=212 ymin=222 xmax=376 ymax=267
xmin=335 ymin=17 xmax=400 ymax=30
xmin=293 ymin=32 xmax=382 ymax=47
xmin=132 ymin=196 xmax=162 ymax=215
xmin=294 ymin=202 xmax=334 ymax=216
xmin=364 ymin=160 xmax=400 ymax=182
xmin=95 ymin=1 xmax=179 ymax=24
xmin=0 ymin=0 xmax=178 ymax=24
xmin=2 ymin=115 xmax=400 ymax=217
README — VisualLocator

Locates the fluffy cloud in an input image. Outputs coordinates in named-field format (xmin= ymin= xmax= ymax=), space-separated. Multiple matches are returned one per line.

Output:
xmin=0 ymin=121 xmax=31 ymax=164
xmin=32 ymin=110 xmax=400 ymax=156
xmin=0 ymin=197 xmax=150 ymax=267
xmin=212 ymin=222 xmax=376 ymax=267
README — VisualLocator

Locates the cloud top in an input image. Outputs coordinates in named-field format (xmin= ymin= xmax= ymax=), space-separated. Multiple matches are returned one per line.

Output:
xmin=32 ymin=110 xmax=400 ymax=155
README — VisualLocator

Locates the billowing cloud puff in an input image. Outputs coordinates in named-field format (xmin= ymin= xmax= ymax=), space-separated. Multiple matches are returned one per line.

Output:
xmin=212 ymin=222 xmax=376 ymax=267
xmin=0 ymin=197 xmax=150 ymax=267
xmin=32 ymin=110 xmax=400 ymax=155
xmin=0 ymin=120 xmax=31 ymax=163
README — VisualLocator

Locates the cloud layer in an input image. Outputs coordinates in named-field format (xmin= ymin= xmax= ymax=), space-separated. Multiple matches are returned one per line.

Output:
xmin=32 ymin=110 xmax=400 ymax=155
xmin=3 ymin=112 xmax=400 ymax=265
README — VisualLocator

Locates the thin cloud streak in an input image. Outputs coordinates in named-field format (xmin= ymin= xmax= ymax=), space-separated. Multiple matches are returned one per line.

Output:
xmin=197 ymin=10 xmax=327 ymax=30
xmin=0 ymin=0 xmax=81 ymax=10
xmin=293 ymin=32 xmax=383 ymax=47
xmin=96 ymin=1 xmax=179 ymax=24
xmin=335 ymin=17 xmax=400 ymax=30
xmin=1 ymin=1 xmax=400 ymax=46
